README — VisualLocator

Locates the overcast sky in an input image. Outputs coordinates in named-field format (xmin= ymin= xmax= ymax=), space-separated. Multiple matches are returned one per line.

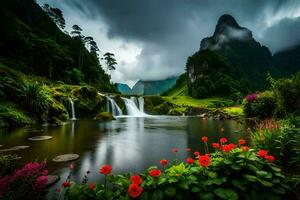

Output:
xmin=38 ymin=0 xmax=300 ymax=87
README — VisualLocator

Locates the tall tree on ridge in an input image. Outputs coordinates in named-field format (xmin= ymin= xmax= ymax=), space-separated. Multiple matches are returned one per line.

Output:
xmin=103 ymin=52 xmax=117 ymax=75
xmin=42 ymin=4 xmax=65 ymax=30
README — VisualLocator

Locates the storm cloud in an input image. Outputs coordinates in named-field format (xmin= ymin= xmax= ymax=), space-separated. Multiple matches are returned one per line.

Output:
xmin=38 ymin=0 xmax=300 ymax=86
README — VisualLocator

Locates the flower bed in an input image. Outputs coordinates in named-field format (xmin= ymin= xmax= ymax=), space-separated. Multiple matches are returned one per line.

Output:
xmin=59 ymin=137 xmax=289 ymax=200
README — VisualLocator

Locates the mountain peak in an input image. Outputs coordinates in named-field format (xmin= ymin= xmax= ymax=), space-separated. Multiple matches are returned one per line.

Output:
xmin=217 ymin=14 xmax=240 ymax=28
xmin=201 ymin=14 xmax=253 ymax=50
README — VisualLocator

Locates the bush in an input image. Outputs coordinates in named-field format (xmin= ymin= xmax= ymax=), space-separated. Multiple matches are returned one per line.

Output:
xmin=61 ymin=138 xmax=289 ymax=200
xmin=243 ymin=91 xmax=277 ymax=119
xmin=0 ymin=161 xmax=48 ymax=200
xmin=19 ymin=82 xmax=51 ymax=113
xmin=0 ymin=104 xmax=33 ymax=127
xmin=270 ymin=73 xmax=300 ymax=116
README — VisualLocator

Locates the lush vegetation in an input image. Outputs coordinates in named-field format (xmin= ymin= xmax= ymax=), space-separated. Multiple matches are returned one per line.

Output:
xmin=243 ymin=73 xmax=300 ymax=119
xmin=51 ymin=136 xmax=295 ymax=200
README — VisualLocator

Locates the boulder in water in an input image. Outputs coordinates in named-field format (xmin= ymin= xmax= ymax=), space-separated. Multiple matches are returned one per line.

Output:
xmin=52 ymin=154 xmax=80 ymax=162
xmin=46 ymin=175 xmax=60 ymax=187
xmin=94 ymin=112 xmax=115 ymax=121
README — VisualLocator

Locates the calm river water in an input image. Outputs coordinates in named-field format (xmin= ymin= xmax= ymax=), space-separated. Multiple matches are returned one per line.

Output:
xmin=0 ymin=116 xmax=251 ymax=198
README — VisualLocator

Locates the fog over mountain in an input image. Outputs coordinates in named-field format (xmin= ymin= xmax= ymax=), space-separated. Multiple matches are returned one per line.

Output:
xmin=38 ymin=0 xmax=300 ymax=86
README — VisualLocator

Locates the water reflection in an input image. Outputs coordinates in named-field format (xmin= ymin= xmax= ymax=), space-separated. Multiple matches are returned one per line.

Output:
xmin=0 ymin=117 xmax=249 ymax=198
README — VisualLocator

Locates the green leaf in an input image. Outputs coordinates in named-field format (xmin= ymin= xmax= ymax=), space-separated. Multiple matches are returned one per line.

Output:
xmin=270 ymin=165 xmax=281 ymax=172
xmin=243 ymin=174 xmax=258 ymax=182
xmin=231 ymin=164 xmax=241 ymax=170
xmin=158 ymin=177 xmax=167 ymax=185
xmin=164 ymin=187 xmax=176 ymax=197
xmin=214 ymin=188 xmax=238 ymax=200
xmin=258 ymin=179 xmax=273 ymax=187
xmin=208 ymin=172 xmax=217 ymax=179
xmin=224 ymin=160 xmax=232 ymax=164
xmin=232 ymin=179 xmax=246 ymax=191
xmin=199 ymin=193 xmax=215 ymax=200
xmin=191 ymin=187 xmax=201 ymax=193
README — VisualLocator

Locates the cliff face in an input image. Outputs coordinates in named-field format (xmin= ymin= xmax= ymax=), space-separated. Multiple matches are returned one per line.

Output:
xmin=187 ymin=14 xmax=274 ymax=99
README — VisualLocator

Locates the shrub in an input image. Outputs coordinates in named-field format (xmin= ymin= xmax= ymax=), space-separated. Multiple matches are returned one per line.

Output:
xmin=0 ymin=104 xmax=33 ymax=127
xmin=243 ymin=91 xmax=277 ymax=119
xmin=62 ymin=138 xmax=289 ymax=200
xmin=270 ymin=73 xmax=300 ymax=116
xmin=0 ymin=161 xmax=48 ymax=200
xmin=19 ymin=82 xmax=51 ymax=113
xmin=0 ymin=154 xmax=19 ymax=176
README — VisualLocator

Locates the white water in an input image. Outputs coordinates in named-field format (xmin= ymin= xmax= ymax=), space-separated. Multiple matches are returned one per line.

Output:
xmin=122 ymin=97 xmax=148 ymax=117
xmin=106 ymin=96 xmax=123 ymax=116
xmin=138 ymin=97 xmax=144 ymax=113
xmin=69 ymin=98 xmax=76 ymax=120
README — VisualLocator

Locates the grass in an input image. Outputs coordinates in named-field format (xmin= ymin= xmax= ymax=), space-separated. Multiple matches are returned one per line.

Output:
xmin=223 ymin=106 xmax=244 ymax=117
xmin=163 ymin=96 xmax=235 ymax=109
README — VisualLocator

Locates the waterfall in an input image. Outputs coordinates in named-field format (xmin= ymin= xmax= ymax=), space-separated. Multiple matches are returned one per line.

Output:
xmin=69 ymin=98 xmax=76 ymax=120
xmin=106 ymin=96 xmax=123 ymax=116
xmin=138 ymin=97 xmax=144 ymax=112
xmin=122 ymin=97 xmax=147 ymax=117
xmin=130 ymin=96 xmax=139 ymax=108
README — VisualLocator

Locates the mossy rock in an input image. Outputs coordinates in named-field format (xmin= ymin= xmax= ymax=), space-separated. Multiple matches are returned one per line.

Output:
xmin=72 ymin=86 xmax=106 ymax=117
xmin=52 ymin=154 xmax=80 ymax=162
xmin=48 ymin=99 xmax=69 ymax=123
xmin=95 ymin=112 xmax=114 ymax=121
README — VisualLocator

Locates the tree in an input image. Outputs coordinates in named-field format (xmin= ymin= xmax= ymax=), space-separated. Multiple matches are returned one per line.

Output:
xmin=42 ymin=4 xmax=65 ymax=30
xmin=103 ymin=52 xmax=117 ymax=73
xmin=71 ymin=25 xmax=84 ymax=39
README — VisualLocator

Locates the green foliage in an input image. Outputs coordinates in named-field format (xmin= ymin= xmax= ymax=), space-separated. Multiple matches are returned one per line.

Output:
xmin=186 ymin=50 xmax=248 ymax=99
xmin=252 ymin=119 xmax=300 ymax=174
xmin=270 ymin=73 xmax=300 ymax=116
xmin=0 ymin=103 xmax=33 ymax=127
xmin=162 ymin=74 xmax=188 ymax=96
xmin=19 ymin=82 xmax=51 ymax=113
xmin=0 ymin=0 xmax=115 ymax=93
xmin=64 ymin=148 xmax=288 ymax=200
xmin=243 ymin=91 xmax=277 ymax=119
xmin=0 ymin=154 xmax=19 ymax=176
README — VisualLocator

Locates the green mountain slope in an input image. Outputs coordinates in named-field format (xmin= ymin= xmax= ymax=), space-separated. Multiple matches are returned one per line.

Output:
xmin=0 ymin=0 xmax=115 ymax=92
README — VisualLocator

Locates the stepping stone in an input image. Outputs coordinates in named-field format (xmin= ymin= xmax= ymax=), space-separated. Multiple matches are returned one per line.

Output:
xmin=28 ymin=136 xmax=53 ymax=141
xmin=52 ymin=154 xmax=80 ymax=162
xmin=0 ymin=145 xmax=30 ymax=152
xmin=0 ymin=145 xmax=3 ymax=148
xmin=46 ymin=175 xmax=60 ymax=187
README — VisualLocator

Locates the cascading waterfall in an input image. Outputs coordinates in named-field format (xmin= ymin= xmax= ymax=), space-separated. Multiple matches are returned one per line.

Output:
xmin=106 ymin=96 xmax=123 ymax=116
xmin=121 ymin=97 xmax=147 ymax=117
xmin=130 ymin=96 xmax=139 ymax=108
xmin=69 ymin=98 xmax=76 ymax=120
xmin=138 ymin=97 xmax=144 ymax=113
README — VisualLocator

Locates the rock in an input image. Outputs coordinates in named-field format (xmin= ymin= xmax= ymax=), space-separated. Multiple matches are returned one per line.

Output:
xmin=95 ymin=112 xmax=114 ymax=121
xmin=0 ymin=145 xmax=30 ymax=152
xmin=28 ymin=136 xmax=53 ymax=141
xmin=25 ymin=129 xmax=44 ymax=133
xmin=52 ymin=154 xmax=80 ymax=162
xmin=46 ymin=175 xmax=60 ymax=187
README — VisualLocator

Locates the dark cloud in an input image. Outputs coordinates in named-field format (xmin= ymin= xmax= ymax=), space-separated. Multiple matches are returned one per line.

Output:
xmin=38 ymin=0 xmax=300 ymax=83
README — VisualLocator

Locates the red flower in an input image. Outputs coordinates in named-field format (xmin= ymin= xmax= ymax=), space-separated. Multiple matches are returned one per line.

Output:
xmin=220 ymin=137 xmax=227 ymax=143
xmin=62 ymin=181 xmax=71 ymax=187
xmin=99 ymin=165 xmax=112 ymax=175
xmin=149 ymin=169 xmax=161 ymax=177
xmin=201 ymin=136 xmax=208 ymax=142
xmin=160 ymin=159 xmax=168 ymax=166
xmin=228 ymin=143 xmax=237 ymax=149
xmin=89 ymin=183 xmax=95 ymax=190
xmin=212 ymin=143 xmax=220 ymax=149
xmin=186 ymin=158 xmax=194 ymax=165
xmin=185 ymin=148 xmax=191 ymax=152
xmin=130 ymin=175 xmax=143 ymax=185
xmin=42 ymin=170 xmax=48 ymax=176
xmin=194 ymin=151 xmax=200 ymax=156
xmin=258 ymin=149 xmax=268 ymax=158
xmin=265 ymin=155 xmax=275 ymax=162
xmin=222 ymin=144 xmax=231 ymax=152
xmin=172 ymin=147 xmax=179 ymax=153
xmin=128 ymin=183 xmax=143 ymax=198
xmin=238 ymin=139 xmax=246 ymax=145
xmin=241 ymin=146 xmax=250 ymax=151
xmin=198 ymin=155 xmax=210 ymax=167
